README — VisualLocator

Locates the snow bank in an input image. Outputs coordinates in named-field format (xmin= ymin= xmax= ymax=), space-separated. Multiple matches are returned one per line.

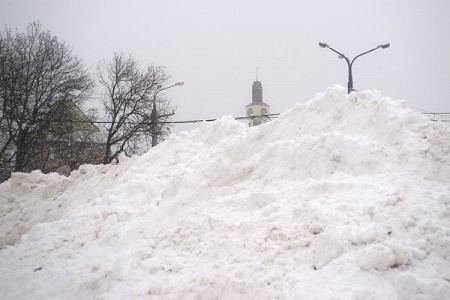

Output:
xmin=1 ymin=86 xmax=449 ymax=300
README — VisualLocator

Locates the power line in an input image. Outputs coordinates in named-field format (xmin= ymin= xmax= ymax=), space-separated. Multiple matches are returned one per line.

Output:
xmin=5 ymin=112 xmax=450 ymax=126
xmin=22 ymin=113 xmax=281 ymax=125
xmin=422 ymin=112 xmax=450 ymax=115
xmin=83 ymin=112 xmax=449 ymax=125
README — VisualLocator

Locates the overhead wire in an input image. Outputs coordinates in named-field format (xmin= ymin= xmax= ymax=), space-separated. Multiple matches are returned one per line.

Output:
xmin=4 ymin=112 xmax=450 ymax=125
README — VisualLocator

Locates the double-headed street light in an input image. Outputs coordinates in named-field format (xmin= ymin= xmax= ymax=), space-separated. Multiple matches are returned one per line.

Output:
xmin=319 ymin=42 xmax=390 ymax=94
xmin=151 ymin=81 xmax=184 ymax=147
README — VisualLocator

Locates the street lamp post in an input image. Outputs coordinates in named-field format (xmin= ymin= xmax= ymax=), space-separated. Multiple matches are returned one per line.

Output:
xmin=151 ymin=82 xmax=184 ymax=147
xmin=319 ymin=42 xmax=390 ymax=94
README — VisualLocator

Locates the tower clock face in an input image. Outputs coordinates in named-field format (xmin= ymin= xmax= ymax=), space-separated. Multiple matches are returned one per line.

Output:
xmin=261 ymin=108 xmax=268 ymax=115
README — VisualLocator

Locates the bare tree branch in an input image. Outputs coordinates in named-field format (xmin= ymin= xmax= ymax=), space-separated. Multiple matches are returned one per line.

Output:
xmin=98 ymin=53 xmax=175 ymax=164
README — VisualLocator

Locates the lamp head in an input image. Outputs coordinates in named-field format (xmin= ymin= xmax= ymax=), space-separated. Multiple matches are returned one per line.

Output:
xmin=378 ymin=43 xmax=390 ymax=49
xmin=319 ymin=42 xmax=329 ymax=48
xmin=175 ymin=82 xmax=184 ymax=86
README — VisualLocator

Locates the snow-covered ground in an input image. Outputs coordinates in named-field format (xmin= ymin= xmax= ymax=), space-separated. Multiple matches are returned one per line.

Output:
xmin=1 ymin=86 xmax=449 ymax=300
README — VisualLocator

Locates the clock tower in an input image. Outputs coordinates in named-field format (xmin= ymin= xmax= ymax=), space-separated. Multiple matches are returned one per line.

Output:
xmin=245 ymin=74 xmax=270 ymax=126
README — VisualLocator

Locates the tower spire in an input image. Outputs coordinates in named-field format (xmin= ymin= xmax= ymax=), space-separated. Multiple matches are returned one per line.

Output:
xmin=252 ymin=74 xmax=263 ymax=104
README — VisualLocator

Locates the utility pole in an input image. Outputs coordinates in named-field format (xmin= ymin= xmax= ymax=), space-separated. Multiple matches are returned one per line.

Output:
xmin=151 ymin=82 xmax=184 ymax=147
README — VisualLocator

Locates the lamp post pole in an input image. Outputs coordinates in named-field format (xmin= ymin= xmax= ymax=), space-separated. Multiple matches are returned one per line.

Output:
xmin=151 ymin=82 xmax=184 ymax=147
xmin=319 ymin=42 xmax=390 ymax=94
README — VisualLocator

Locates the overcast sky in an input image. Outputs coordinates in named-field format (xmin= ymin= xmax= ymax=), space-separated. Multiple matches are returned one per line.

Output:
xmin=1 ymin=0 xmax=449 ymax=131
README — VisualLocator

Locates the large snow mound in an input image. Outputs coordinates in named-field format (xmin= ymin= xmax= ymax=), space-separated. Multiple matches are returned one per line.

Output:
xmin=1 ymin=86 xmax=449 ymax=300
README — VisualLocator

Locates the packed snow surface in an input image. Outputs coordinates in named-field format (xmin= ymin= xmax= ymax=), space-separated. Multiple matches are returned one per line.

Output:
xmin=1 ymin=86 xmax=450 ymax=300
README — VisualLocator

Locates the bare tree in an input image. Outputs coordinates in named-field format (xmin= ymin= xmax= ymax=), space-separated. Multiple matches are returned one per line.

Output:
xmin=0 ymin=21 xmax=93 ymax=180
xmin=98 ymin=53 xmax=176 ymax=164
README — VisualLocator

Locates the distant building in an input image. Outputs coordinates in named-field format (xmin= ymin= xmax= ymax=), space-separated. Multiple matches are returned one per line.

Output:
xmin=32 ymin=100 xmax=105 ymax=175
xmin=245 ymin=77 xmax=270 ymax=126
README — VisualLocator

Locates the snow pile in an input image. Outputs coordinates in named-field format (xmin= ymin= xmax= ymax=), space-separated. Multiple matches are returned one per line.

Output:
xmin=1 ymin=86 xmax=449 ymax=300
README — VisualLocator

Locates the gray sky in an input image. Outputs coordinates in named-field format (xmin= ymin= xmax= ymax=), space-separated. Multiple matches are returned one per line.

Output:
xmin=1 ymin=0 xmax=449 ymax=132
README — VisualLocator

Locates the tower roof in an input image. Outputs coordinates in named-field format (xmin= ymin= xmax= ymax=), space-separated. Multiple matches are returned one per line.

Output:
xmin=252 ymin=80 xmax=263 ymax=104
